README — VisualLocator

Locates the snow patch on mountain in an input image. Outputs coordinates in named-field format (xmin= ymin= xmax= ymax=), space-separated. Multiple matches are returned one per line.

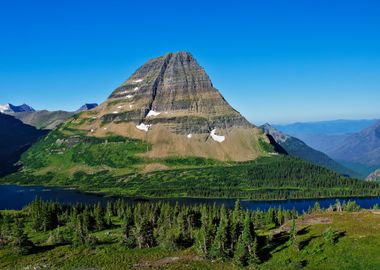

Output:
xmin=147 ymin=110 xmax=160 ymax=117
xmin=136 ymin=123 xmax=151 ymax=132
xmin=0 ymin=103 xmax=35 ymax=113
xmin=210 ymin=129 xmax=225 ymax=143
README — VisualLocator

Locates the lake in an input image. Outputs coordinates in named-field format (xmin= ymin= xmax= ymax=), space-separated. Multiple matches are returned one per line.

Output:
xmin=1 ymin=184 xmax=379 ymax=212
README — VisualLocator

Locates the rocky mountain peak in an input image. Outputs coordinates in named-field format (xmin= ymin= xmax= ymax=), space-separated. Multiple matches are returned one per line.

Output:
xmin=366 ymin=169 xmax=380 ymax=182
xmin=103 ymin=52 xmax=251 ymax=135
xmin=261 ymin=123 xmax=290 ymax=143
xmin=72 ymin=52 xmax=265 ymax=161
xmin=0 ymin=103 xmax=35 ymax=114
xmin=77 ymin=103 xmax=98 ymax=112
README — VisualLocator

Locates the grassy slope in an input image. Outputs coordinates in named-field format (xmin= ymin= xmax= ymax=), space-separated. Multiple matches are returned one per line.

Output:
xmin=1 ymin=121 xmax=379 ymax=199
xmin=1 ymin=211 xmax=380 ymax=269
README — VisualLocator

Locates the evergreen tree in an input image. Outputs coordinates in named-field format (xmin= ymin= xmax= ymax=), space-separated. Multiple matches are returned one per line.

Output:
xmin=289 ymin=219 xmax=299 ymax=251
xmin=233 ymin=212 xmax=260 ymax=266
xmin=133 ymin=218 xmax=155 ymax=248
xmin=230 ymin=200 xmax=242 ymax=250
xmin=195 ymin=206 xmax=212 ymax=257
xmin=122 ymin=213 xmax=136 ymax=248
xmin=29 ymin=198 xmax=43 ymax=231
xmin=12 ymin=218 xmax=34 ymax=255
xmin=72 ymin=215 xmax=87 ymax=246
xmin=105 ymin=201 xmax=113 ymax=227
xmin=210 ymin=205 xmax=230 ymax=260
xmin=94 ymin=202 xmax=106 ymax=231
xmin=0 ymin=214 xmax=11 ymax=246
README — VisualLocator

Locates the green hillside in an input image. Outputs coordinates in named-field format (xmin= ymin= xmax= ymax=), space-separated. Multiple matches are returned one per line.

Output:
xmin=1 ymin=200 xmax=380 ymax=269
xmin=2 ymin=120 xmax=379 ymax=200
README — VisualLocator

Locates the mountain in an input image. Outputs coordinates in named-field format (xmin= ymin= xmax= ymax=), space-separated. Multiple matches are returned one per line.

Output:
xmin=274 ymin=119 xmax=377 ymax=153
xmin=2 ymin=52 xmax=374 ymax=200
xmin=261 ymin=124 xmax=356 ymax=177
xmin=8 ymin=51 xmax=268 ymax=179
xmin=7 ymin=103 xmax=98 ymax=130
xmin=366 ymin=169 xmax=380 ymax=182
xmin=68 ymin=51 xmax=266 ymax=161
xmin=0 ymin=113 xmax=47 ymax=176
xmin=327 ymin=120 xmax=380 ymax=174
xmin=13 ymin=110 xmax=74 ymax=129
xmin=76 ymin=103 xmax=98 ymax=112
xmin=0 ymin=103 xmax=35 ymax=114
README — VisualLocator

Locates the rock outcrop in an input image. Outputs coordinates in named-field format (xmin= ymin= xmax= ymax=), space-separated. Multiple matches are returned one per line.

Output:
xmin=366 ymin=169 xmax=380 ymax=182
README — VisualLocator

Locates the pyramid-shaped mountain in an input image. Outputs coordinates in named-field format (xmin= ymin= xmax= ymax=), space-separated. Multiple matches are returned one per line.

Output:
xmin=74 ymin=52 xmax=266 ymax=161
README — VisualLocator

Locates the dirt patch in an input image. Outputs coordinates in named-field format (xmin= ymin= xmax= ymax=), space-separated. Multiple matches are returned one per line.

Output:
xmin=134 ymin=255 xmax=201 ymax=268
xmin=298 ymin=216 xmax=332 ymax=226
xmin=142 ymin=163 xmax=169 ymax=173
xmin=273 ymin=214 xmax=332 ymax=234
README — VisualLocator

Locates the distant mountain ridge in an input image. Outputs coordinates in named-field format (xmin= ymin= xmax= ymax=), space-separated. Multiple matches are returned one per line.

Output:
xmin=274 ymin=119 xmax=377 ymax=153
xmin=0 ymin=103 xmax=99 ymax=129
xmin=274 ymin=119 xmax=377 ymax=136
xmin=76 ymin=103 xmax=98 ymax=112
xmin=261 ymin=124 xmax=356 ymax=177
xmin=0 ymin=103 xmax=35 ymax=114
xmin=327 ymin=120 xmax=380 ymax=171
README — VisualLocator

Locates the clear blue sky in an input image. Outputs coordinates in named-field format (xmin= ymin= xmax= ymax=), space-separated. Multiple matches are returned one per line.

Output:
xmin=1 ymin=0 xmax=379 ymax=124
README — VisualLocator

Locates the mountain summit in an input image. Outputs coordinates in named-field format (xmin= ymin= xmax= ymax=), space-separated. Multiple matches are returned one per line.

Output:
xmin=0 ymin=103 xmax=35 ymax=114
xmin=106 ymin=52 xmax=251 ymax=131
xmin=69 ymin=52 xmax=266 ymax=161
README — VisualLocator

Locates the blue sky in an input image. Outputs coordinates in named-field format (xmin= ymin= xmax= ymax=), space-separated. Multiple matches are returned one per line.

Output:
xmin=0 ymin=0 xmax=379 ymax=124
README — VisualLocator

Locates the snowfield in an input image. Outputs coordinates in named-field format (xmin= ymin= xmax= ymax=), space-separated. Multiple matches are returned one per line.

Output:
xmin=147 ymin=110 xmax=161 ymax=117
xmin=136 ymin=123 xmax=151 ymax=132
xmin=210 ymin=129 xmax=225 ymax=143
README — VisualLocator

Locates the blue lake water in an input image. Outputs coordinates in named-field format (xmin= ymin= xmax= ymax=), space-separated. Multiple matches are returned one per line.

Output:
xmin=1 ymin=184 xmax=379 ymax=212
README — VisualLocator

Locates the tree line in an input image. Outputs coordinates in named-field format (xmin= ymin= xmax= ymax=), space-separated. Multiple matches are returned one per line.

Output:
xmin=0 ymin=198 xmax=364 ymax=267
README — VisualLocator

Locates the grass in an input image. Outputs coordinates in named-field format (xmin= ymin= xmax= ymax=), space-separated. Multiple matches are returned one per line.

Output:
xmin=1 ymin=124 xmax=379 ymax=200
xmin=1 ymin=211 xmax=380 ymax=269
xmin=259 ymin=211 xmax=380 ymax=270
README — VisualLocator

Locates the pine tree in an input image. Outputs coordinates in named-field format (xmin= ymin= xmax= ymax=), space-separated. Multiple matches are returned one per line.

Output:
xmin=233 ymin=234 xmax=247 ymax=267
xmin=122 ymin=213 xmax=136 ymax=248
xmin=133 ymin=218 xmax=155 ymax=248
xmin=105 ymin=201 xmax=113 ymax=227
xmin=94 ymin=202 xmax=106 ymax=231
xmin=12 ymin=218 xmax=34 ymax=255
xmin=29 ymin=197 xmax=43 ymax=231
xmin=210 ymin=205 xmax=230 ymax=260
xmin=0 ymin=214 xmax=11 ymax=246
xmin=233 ymin=212 xmax=260 ymax=266
xmin=230 ymin=200 xmax=242 ymax=250
xmin=289 ymin=219 xmax=299 ymax=251
xmin=195 ymin=206 xmax=212 ymax=257
xmin=72 ymin=215 xmax=87 ymax=246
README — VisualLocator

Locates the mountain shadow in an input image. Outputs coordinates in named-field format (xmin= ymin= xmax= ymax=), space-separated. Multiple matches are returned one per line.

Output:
xmin=0 ymin=113 xmax=48 ymax=177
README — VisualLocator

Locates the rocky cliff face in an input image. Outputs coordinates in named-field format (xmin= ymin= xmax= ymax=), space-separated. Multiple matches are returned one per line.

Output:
xmin=103 ymin=52 xmax=251 ymax=134
xmin=69 ymin=52 xmax=266 ymax=161
xmin=366 ymin=169 xmax=380 ymax=182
